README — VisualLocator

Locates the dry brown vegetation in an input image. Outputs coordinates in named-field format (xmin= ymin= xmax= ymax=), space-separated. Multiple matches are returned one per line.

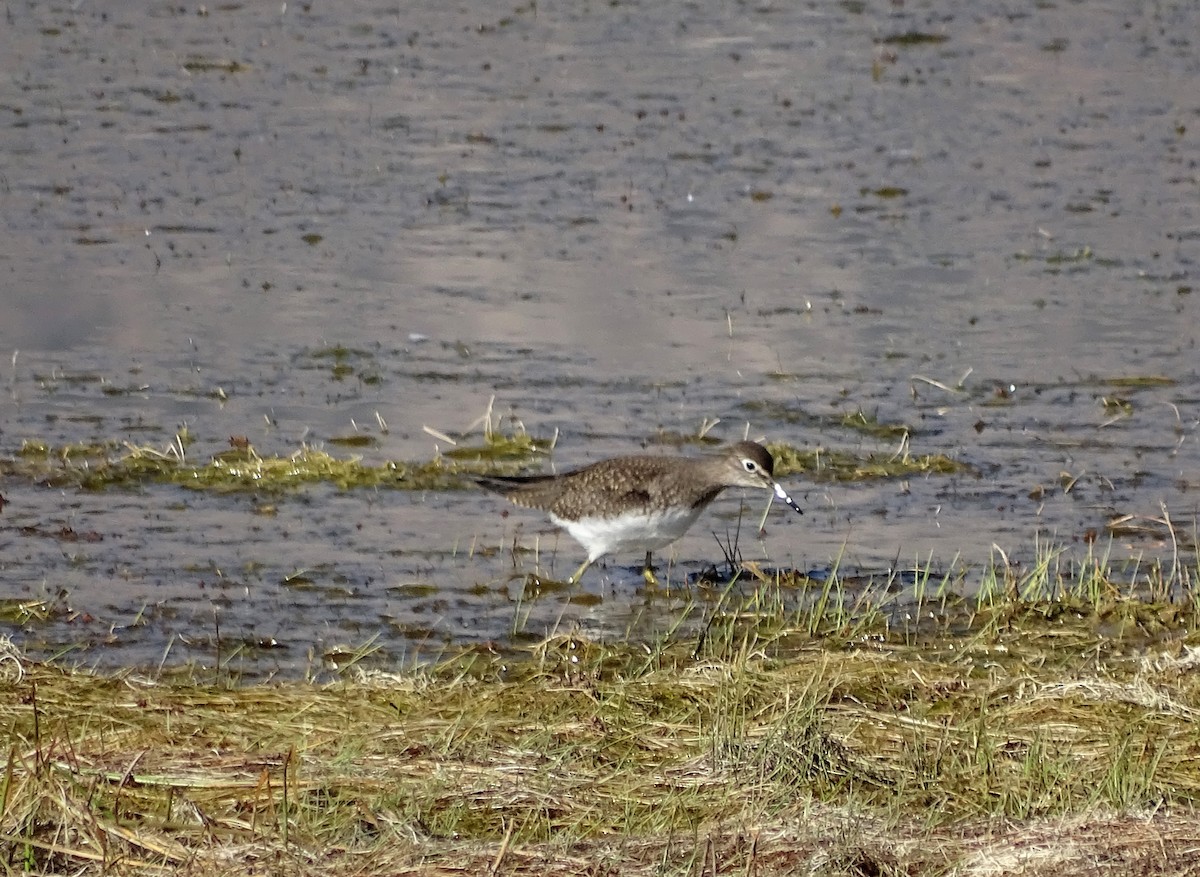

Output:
xmin=4 ymin=586 xmax=1200 ymax=877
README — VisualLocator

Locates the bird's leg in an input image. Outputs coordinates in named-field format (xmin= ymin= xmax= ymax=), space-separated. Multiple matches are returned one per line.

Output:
xmin=568 ymin=557 xmax=594 ymax=585
xmin=642 ymin=550 xmax=661 ymax=587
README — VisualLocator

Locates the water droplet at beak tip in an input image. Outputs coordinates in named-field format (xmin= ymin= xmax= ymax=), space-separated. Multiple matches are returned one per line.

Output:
xmin=773 ymin=482 xmax=804 ymax=514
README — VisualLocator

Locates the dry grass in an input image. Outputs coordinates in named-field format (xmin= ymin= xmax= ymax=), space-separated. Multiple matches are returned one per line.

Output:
xmin=4 ymin=612 xmax=1200 ymax=876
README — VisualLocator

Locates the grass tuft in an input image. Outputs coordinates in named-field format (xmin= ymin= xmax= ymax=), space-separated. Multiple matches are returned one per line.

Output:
xmin=3 ymin=535 xmax=1200 ymax=876
xmin=1 ymin=433 xmax=553 ymax=493
xmin=1 ymin=433 xmax=961 ymax=494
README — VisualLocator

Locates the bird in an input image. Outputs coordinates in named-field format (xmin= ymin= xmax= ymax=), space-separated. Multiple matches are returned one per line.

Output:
xmin=475 ymin=440 xmax=803 ymax=584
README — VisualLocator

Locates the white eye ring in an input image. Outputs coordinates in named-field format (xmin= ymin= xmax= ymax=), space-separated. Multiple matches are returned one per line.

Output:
xmin=742 ymin=459 xmax=758 ymax=472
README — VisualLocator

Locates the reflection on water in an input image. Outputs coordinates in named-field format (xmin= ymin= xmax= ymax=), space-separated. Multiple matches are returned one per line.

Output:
xmin=0 ymin=0 xmax=1196 ymax=677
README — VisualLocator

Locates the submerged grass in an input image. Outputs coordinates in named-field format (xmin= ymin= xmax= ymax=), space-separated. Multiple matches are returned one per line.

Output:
xmin=0 ymin=432 xmax=962 ymax=493
xmin=3 ymin=543 xmax=1200 ymax=876
xmin=767 ymin=441 xmax=967 ymax=481
xmin=2 ymin=433 xmax=551 ymax=493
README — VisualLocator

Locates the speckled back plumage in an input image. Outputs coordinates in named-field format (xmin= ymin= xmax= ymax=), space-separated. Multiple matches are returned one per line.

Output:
xmin=475 ymin=440 xmax=777 ymax=521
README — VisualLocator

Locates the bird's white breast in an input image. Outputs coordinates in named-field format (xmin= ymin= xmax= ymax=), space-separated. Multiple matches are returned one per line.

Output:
xmin=551 ymin=505 xmax=706 ymax=562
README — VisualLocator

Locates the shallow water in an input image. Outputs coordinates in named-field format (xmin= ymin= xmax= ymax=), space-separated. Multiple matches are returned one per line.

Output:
xmin=1 ymin=0 xmax=1197 ymax=678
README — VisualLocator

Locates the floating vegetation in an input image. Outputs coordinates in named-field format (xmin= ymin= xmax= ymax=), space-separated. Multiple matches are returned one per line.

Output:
xmin=1012 ymin=246 xmax=1097 ymax=271
xmin=0 ymin=431 xmax=555 ymax=494
xmin=327 ymin=434 xmax=378 ymax=448
xmin=862 ymin=185 xmax=908 ymax=198
xmin=0 ymin=598 xmax=61 ymax=625
xmin=878 ymin=31 xmax=949 ymax=46
xmin=1044 ymin=246 xmax=1094 ymax=264
xmin=0 ymin=432 xmax=961 ymax=494
xmin=739 ymin=399 xmax=927 ymax=444
xmin=442 ymin=429 xmax=550 ymax=465
xmin=299 ymin=344 xmax=384 ymax=385
xmin=768 ymin=442 xmax=968 ymax=481
xmin=1105 ymin=375 xmax=1175 ymax=388
xmin=181 ymin=56 xmax=247 ymax=73
xmin=837 ymin=408 xmax=912 ymax=439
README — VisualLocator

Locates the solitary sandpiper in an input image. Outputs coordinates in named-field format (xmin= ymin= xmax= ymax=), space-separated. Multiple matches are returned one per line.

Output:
xmin=476 ymin=440 xmax=803 ymax=584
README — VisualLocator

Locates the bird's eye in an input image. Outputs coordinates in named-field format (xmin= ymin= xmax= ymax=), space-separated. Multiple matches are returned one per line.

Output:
xmin=742 ymin=459 xmax=757 ymax=472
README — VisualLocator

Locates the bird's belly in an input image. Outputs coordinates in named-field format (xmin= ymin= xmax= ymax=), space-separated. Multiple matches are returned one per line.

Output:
xmin=552 ymin=506 xmax=705 ymax=560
